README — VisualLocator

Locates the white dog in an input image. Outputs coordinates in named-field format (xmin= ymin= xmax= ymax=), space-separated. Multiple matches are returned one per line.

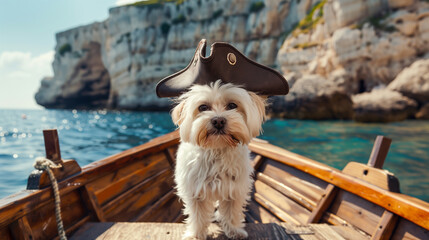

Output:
xmin=172 ymin=80 xmax=266 ymax=239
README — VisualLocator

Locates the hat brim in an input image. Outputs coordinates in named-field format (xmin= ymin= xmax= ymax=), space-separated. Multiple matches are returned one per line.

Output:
xmin=156 ymin=39 xmax=289 ymax=97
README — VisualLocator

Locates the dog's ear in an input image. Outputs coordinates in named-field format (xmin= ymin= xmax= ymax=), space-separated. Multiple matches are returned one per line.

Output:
xmin=171 ymin=100 xmax=186 ymax=125
xmin=248 ymin=92 xmax=267 ymax=137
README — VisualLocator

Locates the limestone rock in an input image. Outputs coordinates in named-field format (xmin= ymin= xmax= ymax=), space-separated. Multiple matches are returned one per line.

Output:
xmin=36 ymin=0 xmax=301 ymax=110
xmin=389 ymin=10 xmax=418 ymax=36
xmin=36 ymin=42 xmax=110 ymax=109
xmin=416 ymin=103 xmax=429 ymax=119
xmin=388 ymin=0 xmax=414 ymax=9
xmin=270 ymin=75 xmax=353 ymax=120
xmin=388 ymin=59 xmax=429 ymax=103
xmin=352 ymin=89 xmax=417 ymax=122
xmin=323 ymin=0 xmax=383 ymax=33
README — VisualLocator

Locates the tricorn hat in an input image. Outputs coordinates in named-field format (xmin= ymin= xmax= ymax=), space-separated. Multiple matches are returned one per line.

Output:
xmin=156 ymin=39 xmax=289 ymax=98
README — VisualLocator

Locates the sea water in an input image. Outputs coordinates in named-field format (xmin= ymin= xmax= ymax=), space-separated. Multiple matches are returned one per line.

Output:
xmin=0 ymin=109 xmax=428 ymax=202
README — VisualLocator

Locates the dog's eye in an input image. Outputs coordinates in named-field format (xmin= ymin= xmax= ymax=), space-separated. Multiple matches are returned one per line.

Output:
xmin=198 ymin=104 xmax=210 ymax=112
xmin=227 ymin=103 xmax=237 ymax=110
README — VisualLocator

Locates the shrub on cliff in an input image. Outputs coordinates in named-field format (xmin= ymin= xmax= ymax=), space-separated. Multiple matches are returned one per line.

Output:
xmin=295 ymin=0 xmax=326 ymax=35
xmin=249 ymin=1 xmax=265 ymax=13
xmin=161 ymin=22 xmax=171 ymax=35
xmin=59 ymin=44 xmax=72 ymax=56
xmin=212 ymin=9 xmax=223 ymax=19
xmin=172 ymin=14 xmax=186 ymax=24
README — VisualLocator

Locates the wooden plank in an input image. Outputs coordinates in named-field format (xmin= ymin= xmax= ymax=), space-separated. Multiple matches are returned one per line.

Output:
xmin=322 ymin=212 xmax=351 ymax=226
xmin=310 ymin=224 xmax=346 ymax=240
xmin=92 ymin=153 xmax=170 ymax=205
xmin=9 ymin=217 xmax=33 ymax=240
xmin=0 ymin=227 xmax=13 ymax=240
xmin=307 ymin=184 xmax=338 ymax=224
xmin=254 ymin=193 xmax=300 ymax=225
xmin=391 ymin=218 xmax=429 ymax=240
xmin=251 ymin=155 xmax=264 ymax=170
xmin=133 ymin=189 xmax=181 ymax=222
xmin=367 ymin=136 xmax=391 ymax=169
xmin=102 ymin=169 xmax=173 ymax=221
xmin=43 ymin=129 xmax=62 ymax=164
xmin=342 ymin=162 xmax=400 ymax=192
xmin=371 ymin=210 xmax=397 ymax=240
xmin=245 ymin=200 xmax=281 ymax=224
xmin=53 ymin=216 xmax=90 ymax=240
xmin=80 ymin=186 xmax=106 ymax=222
xmin=249 ymin=140 xmax=429 ymax=230
xmin=254 ymin=180 xmax=310 ymax=224
xmin=71 ymin=222 xmax=317 ymax=240
xmin=257 ymin=172 xmax=315 ymax=210
xmin=87 ymin=152 xmax=166 ymax=199
xmin=260 ymin=159 xmax=327 ymax=205
xmin=173 ymin=213 xmax=185 ymax=223
xmin=328 ymin=191 xmax=384 ymax=235
xmin=141 ymin=195 xmax=183 ymax=223
xmin=330 ymin=226 xmax=370 ymax=240
xmin=26 ymin=189 xmax=87 ymax=240
xmin=0 ymin=131 xmax=180 ymax=229
xmin=164 ymin=148 xmax=175 ymax=168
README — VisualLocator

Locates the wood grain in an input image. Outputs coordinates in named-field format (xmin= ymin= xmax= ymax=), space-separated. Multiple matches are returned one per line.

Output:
xmin=80 ymin=185 xmax=106 ymax=222
xmin=307 ymin=184 xmax=338 ymax=224
xmin=328 ymin=190 xmax=384 ymax=235
xmin=259 ymin=159 xmax=327 ymax=205
xmin=249 ymin=140 xmax=429 ymax=230
xmin=9 ymin=217 xmax=33 ymax=240
xmin=257 ymin=172 xmax=315 ymax=211
xmin=245 ymin=198 xmax=281 ymax=224
xmin=102 ymin=169 xmax=173 ymax=221
xmin=92 ymin=153 xmax=169 ymax=206
xmin=391 ymin=218 xmax=429 ymax=240
xmin=342 ymin=162 xmax=400 ymax=192
xmin=70 ymin=222 xmax=352 ymax=240
xmin=254 ymin=180 xmax=311 ymax=224
xmin=367 ymin=136 xmax=391 ymax=169
xmin=371 ymin=210 xmax=397 ymax=240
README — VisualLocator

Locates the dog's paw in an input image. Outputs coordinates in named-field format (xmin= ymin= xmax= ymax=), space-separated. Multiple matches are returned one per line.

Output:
xmin=224 ymin=227 xmax=248 ymax=239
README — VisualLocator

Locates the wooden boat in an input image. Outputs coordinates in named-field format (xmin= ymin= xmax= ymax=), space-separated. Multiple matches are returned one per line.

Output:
xmin=0 ymin=129 xmax=428 ymax=239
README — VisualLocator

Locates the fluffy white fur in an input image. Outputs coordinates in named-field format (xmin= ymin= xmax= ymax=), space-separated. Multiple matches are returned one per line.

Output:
xmin=172 ymin=80 xmax=266 ymax=239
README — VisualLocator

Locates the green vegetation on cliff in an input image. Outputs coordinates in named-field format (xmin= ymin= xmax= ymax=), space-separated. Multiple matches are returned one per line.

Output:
xmin=129 ymin=0 xmax=185 ymax=7
xmin=249 ymin=1 xmax=265 ymax=13
xmin=294 ymin=0 xmax=326 ymax=36
xmin=59 ymin=43 xmax=72 ymax=56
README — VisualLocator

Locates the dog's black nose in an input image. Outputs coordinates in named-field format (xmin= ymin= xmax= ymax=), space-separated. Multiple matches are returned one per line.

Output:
xmin=211 ymin=117 xmax=226 ymax=130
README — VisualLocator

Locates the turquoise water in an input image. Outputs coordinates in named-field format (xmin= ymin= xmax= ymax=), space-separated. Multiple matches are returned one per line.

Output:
xmin=0 ymin=109 xmax=428 ymax=203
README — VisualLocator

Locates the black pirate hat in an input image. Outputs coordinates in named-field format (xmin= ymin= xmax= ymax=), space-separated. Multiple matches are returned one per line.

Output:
xmin=156 ymin=39 xmax=289 ymax=97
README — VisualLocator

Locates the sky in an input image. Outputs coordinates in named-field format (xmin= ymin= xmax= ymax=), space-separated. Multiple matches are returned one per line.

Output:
xmin=0 ymin=0 xmax=138 ymax=109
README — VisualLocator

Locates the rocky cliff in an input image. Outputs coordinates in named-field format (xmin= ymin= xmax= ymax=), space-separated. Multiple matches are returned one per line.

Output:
xmin=274 ymin=0 xmax=429 ymax=121
xmin=36 ymin=0 xmax=307 ymax=110
xmin=36 ymin=0 xmax=429 ymax=122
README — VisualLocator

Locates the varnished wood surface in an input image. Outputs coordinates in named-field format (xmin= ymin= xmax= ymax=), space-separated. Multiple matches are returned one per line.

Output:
xmin=71 ymin=222 xmax=361 ymax=240
xmin=249 ymin=140 xmax=429 ymax=230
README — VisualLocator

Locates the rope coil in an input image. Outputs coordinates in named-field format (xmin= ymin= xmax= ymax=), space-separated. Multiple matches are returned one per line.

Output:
xmin=34 ymin=157 xmax=67 ymax=240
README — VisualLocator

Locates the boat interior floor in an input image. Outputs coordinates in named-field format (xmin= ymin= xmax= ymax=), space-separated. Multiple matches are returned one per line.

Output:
xmin=71 ymin=222 xmax=367 ymax=240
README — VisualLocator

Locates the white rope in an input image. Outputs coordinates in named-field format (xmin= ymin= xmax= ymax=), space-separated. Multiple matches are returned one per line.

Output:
xmin=34 ymin=157 xmax=67 ymax=240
